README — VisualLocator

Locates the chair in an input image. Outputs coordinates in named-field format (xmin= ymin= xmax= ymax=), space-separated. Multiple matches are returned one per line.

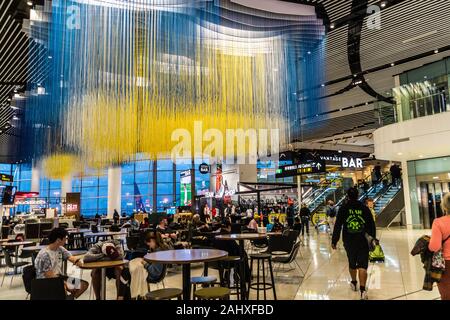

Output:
xmin=146 ymin=288 xmax=182 ymax=300
xmin=249 ymin=253 xmax=277 ymax=300
xmin=22 ymin=265 xmax=36 ymax=299
xmin=2 ymin=226 xmax=10 ymax=239
xmin=25 ymin=223 xmax=40 ymax=239
xmin=30 ymin=278 xmax=67 ymax=300
xmin=146 ymin=264 xmax=168 ymax=292
xmin=1 ymin=249 xmax=30 ymax=287
xmin=191 ymin=276 xmax=218 ymax=298
xmin=193 ymin=287 xmax=230 ymax=300
xmin=72 ymin=221 xmax=81 ymax=228
xmin=18 ymin=242 xmax=36 ymax=261
xmin=272 ymin=241 xmax=304 ymax=276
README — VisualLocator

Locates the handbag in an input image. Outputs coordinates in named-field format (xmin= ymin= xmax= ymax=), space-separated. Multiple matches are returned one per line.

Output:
xmin=431 ymin=234 xmax=450 ymax=270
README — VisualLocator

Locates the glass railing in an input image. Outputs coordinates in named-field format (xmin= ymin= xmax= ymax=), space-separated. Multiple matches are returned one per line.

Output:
xmin=377 ymin=80 xmax=450 ymax=126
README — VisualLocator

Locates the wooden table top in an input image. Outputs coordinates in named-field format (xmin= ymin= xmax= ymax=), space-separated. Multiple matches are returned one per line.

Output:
xmin=1 ymin=241 xmax=35 ymax=247
xmin=144 ymin=249 xmax=228 ymax=264
xmin=83 ymin=231 xmax=127 ymax=237
xmin=67 ymin=229 xmax=91 ymax=234
xmin=21 ymin=246 xmax=87 ymax=257
xmin=215 ymin=233 xmax=267 ymax=241
xmin=79 ymin=259 xmax=129 ymax=269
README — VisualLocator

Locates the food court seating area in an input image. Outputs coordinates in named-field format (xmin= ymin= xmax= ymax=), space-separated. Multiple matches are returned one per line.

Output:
xmin=0 ymin=214 xmax=305 ymax=300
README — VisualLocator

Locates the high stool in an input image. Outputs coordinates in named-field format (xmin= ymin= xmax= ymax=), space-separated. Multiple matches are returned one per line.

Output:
xmin=191 ymin=276 xmax=217 ymax=298
xmin=219 ymin=256 xmax=242 ymax=300
xmin=146 ymin=288 xmax=183 ymax=300
xmin=194 ymin=287 xmax=230 ymax=300
xmin=249 ymin=253 xmax=277 ymax=300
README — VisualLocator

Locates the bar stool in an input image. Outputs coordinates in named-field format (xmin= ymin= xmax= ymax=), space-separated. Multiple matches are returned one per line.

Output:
xmin=219 ymin=256 xmax=242 ymax=300
xmin=249 ymin=253 xmax=277 ymax=300
xmin=194 ymin=287 xmax=230 ymax=300
xmin=146 ymin=288 xmax=183 ymax=300
xmin=191 ymin=276 xmax=217 ymax=298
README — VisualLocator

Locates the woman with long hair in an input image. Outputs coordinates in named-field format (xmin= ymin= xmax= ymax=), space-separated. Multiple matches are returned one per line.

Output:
xmin=429 ymin=193 xmax=450 ymax=300
xmin=128 ymin=230 xmax=168 ymax=299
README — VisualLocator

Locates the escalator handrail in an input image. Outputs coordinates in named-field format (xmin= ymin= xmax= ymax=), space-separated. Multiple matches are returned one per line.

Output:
xmin=374 ymin=184 xmax=403 ymax=214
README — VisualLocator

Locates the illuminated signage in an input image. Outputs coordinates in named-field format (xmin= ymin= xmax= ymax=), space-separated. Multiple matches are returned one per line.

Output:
xmin=341 ymin=157 xmax=363 ymax=168
xmin=15 ymin=199 xmax=47 ymax=205
xmin=0 ymin=173 xmax=13 ymax=182
xmin=199 ymin=163 xmax=210 ymax=174
xmin=275 ymin=160 xmax=326 ymax=178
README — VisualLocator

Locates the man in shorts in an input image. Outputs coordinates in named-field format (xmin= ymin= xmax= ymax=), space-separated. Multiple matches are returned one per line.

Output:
xmin=331 ymin=187 xmax=376 ymax=300
xmin=34 ymin=227 xmax=88 ymax=299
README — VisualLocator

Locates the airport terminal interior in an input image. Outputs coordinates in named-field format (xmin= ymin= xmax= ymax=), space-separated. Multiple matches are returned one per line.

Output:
xmin=0 ymin=0 xmax=450 ymax=301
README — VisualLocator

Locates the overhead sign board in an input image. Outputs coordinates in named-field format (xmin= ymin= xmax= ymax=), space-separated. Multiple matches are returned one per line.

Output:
xmin=275 ymin=160 xmax=326 ymax=178
xmin=0 ymin=173 xmax=13 ymax=182
xmin=198 ymin=163 xmax=210 ymax=174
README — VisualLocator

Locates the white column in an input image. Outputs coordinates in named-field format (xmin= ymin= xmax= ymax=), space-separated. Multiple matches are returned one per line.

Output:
xmin=401 ymin=160 xmax=413 ymax=228
xmin=61 ymin=175 xmax=72 ymax=196
xmin=107 ymin=167 xmax=121 ymax=219
xmin=31 ymin=166 xmax=40 ymax=193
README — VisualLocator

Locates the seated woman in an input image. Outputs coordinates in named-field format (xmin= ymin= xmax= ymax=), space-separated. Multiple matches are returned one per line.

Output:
xmin=128 ymin=231 xmax=168 ymax=299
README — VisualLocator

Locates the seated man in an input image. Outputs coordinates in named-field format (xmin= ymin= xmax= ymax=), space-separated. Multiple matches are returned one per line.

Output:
xmin=34 ymin=227 xmax=88 ymax=299
xmin=192 ymin=214 xmax=210 ymax=233
xmin=156 ymin=217 xmax=188 ymax=249
xmin=83 ymin=239 xmax=128 ymax=300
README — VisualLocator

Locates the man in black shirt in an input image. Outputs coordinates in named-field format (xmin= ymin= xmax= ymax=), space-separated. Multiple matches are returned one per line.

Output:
xmin=331 ymin=187 xmax=376 ymax=300
xmin=299 ymin=203 xmax=311 ymax=236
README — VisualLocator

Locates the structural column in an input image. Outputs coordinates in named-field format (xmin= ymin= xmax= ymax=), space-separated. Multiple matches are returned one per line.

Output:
xmin=401 ymin=160 xmax=413 ymax=229
xmin=107 ymin=166 xmax=122 ymax=218
xmin=61 ymin=175 xmax=72 ymax=197
xmin=31 ymin=165 xmax=40 ymax=193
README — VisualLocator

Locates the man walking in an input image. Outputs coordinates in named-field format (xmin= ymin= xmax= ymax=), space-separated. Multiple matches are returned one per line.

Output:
xmin=326 ymin=200 xmax=337 ymax=236
xmin=331 ymin=187 xmax=376 ymax=300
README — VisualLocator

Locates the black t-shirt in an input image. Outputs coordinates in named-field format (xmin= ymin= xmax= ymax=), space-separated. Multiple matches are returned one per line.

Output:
xmin=331 ymin=200 xmax=376 ymax=247
xmin=300 ymin=207 xmax=311 ymax=218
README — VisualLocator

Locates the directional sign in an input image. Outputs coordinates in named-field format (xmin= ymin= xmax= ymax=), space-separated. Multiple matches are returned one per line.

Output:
xmin=275 ymin=160 xmax=326 ymax=178
xmin=0 ymin=173 xmax=13 ymax=182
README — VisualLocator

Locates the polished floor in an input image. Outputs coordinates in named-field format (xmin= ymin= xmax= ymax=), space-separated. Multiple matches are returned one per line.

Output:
xmin=0 ymin=227 xmax=441 ymax=300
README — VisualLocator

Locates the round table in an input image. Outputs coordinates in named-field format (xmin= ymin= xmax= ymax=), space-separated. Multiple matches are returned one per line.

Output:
xmin=144 ymin=249 xmax=228 ymax=300
xmin=79 ymin=259 xmax=128 ymax=300
xmin=215 ymin=233 xmax=273 ymax=300
xmin=1 ymin=241 xmax=35 ymax=274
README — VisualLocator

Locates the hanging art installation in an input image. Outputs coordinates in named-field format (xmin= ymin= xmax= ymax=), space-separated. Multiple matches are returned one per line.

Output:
xmin=23 ymin=0 xmax=326 ymax=179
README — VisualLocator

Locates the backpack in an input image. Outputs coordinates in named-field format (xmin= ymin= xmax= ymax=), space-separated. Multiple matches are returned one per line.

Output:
xmin=327 ymin=206 xmax=337 ymax=218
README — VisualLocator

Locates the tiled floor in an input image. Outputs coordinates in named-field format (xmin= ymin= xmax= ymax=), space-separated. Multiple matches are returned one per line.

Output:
xmin=0 ymin=227 xmax=441 ymax=300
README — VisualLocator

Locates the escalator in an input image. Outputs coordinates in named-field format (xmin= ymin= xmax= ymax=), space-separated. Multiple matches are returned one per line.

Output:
xmin=374 ymin=184 xmax=404 ymax=228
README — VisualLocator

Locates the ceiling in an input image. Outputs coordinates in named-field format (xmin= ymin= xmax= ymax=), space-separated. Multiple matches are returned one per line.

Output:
xmin=1 ymin=0 xmax=450 ymax=161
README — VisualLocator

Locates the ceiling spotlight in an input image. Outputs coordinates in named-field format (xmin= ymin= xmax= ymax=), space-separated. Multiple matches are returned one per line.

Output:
xmin=391 ymin=62 xmax=395 ymax=67
xmin=434 ymin=49 xmax=439 ymax=54
xmin=330 ymin=23 xmax=335 ymax=29
xmin=397 ymin=152 xmax=403 ymax=156
xmin=381 ymin=2 xmax=387 ymax=8
xmin=48 ymin=56 xmax=52 ymax=59
xmin=321 ymin=84 xmax=325 ymax=87
xmin=12 ymin=116 xmax=19 ymax=120
xmin=27 ymin=1 xmax=33 ymax=6
xmin=7 ymin=98 xmax=11 ymax=102
xmin=307 ymin=51 xmax=311 ymax=55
